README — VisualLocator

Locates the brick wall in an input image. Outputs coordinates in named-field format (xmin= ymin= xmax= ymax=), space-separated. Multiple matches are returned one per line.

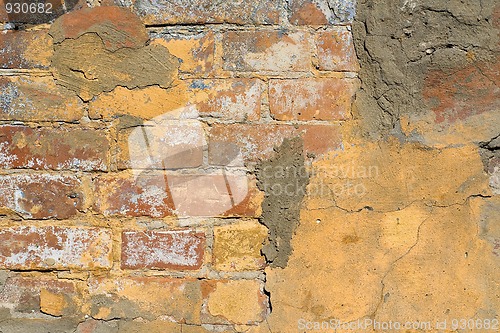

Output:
xmin=0 ymin=0 xmax=358 ymax=331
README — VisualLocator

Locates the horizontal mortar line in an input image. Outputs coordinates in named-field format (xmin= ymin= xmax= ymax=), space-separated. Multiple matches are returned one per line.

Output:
xmin=0 ymin=69 xmax=52 ymax=76
xmin=177 ymin=72 xmax=359 ymax=79
xmin=145 ymin=23 xmax=353 ymax=32
xmin=203 ymin=119 xmax=347 ymax=125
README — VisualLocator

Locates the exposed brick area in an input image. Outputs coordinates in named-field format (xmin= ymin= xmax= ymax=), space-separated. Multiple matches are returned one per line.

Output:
xmin=316 ymin=27 xmax=359 ymax=71
xmin=0 ymin=76 xmax=85 ymax=122
xmin=0 ymin=0 xmax=360 ymax=331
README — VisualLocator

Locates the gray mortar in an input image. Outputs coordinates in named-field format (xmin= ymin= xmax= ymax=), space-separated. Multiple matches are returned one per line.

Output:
xmin=256 ymin=137 xmax=310 ymax=268
xmin=352 ymin=0 xmax=499 ymax=139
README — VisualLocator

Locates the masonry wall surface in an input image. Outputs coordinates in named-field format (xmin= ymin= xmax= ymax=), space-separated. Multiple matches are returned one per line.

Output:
xmin=0 ymin=0 xmax=498 ymax=332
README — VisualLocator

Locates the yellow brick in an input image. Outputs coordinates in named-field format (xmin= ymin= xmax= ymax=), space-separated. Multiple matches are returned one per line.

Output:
xmin=213 ymin=221 xmax=267 ymax=271
xmin=207 ymin=280 xmax=266 ymax=324
xmin=40 ymin=288 xmax=67 ymax=317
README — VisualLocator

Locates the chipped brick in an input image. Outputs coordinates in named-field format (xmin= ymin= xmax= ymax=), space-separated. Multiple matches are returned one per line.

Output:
xmin=0 ymin=174 xmax=84 ymax=219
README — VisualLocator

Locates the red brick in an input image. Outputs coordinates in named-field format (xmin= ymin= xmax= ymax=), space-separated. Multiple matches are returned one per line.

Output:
xmin=269 ymin=78 xmax=357 ymax=121
xmin=316 ymin=28 xmax=360 ymax=72
xmin=0 ymin=30 xmax=53 ymax=69
xmin=132 ymin=0 xmax=280 ymax=25
xmin=121 ymin=229 xmax=205 ymax=270
xmin=208 ymin=124 xmax=296 ymax=164
xmin=96 ymin=169 xmax=259 ymax=218
xmin=300 ymin=124 xmax=343 ymax=156
xmin=0 ymin=76 xmax=85 ymax=122
xmin=0 ymin=125 xmax=109 ymax=171
xmin=289 ymin=0 xmax=356 ymax=25
xmin=49 ymin=6 xmax=148 ymax=51
xmin=424 ymin=56 xmax=500 ymax=124
xmin=188 ymin=79 xmax=262 ymax=121
xmin=93 ymin=172 xmax=175 ymax=218
xmin=167 ymin=172 xmax=260 ymax=217
xmin=0 ymin=174 xmax=84 ymax=219
xmin=0 ymin=226 xmax=112 ymax=270
xmin=223 ymin=30 xmax=311 ymax=72
xmin=208 ymin=124 xmax=343 ymax=164
xmin=0 ymin=276 xmax=84 ymax=317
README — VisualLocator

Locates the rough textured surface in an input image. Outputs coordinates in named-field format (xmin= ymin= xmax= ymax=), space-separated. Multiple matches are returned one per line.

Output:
xmin=132 ymin=0 xmax=281 ymax=25
xmin=206 ymin=280 xmax=267 ymax=324
xmin=256 ymin=138 xmax=309 ymax=268
xmin=213 ymin=221 xmax=268 ymax=271
xmin=0 ymin=0 xmax=498 ymax=332
xmin=49 ymin=6 xmax=178 ymax=101
xmin=352 ymin=0 xmax=500 ymax=142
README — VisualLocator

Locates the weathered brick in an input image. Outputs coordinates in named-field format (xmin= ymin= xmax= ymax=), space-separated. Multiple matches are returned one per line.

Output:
xmin=188 ymin=79 xmax=262 ymax=121
xmin=289 ymin=0 xmax=356 ymax=25
xmin=49 ymin=5 xmax=149 ymax=50
xmin=208 ymin=124 xmax=343 ymax=164
xmin=121 ymin=229 xmax=205 ymax=270
xmin=121 ymin=119 xmax=205 ymax=170
xmin=223 ymin=30 xmax=311 ymax=72
xmin=88 ymin=277 xmax=203 ymax=323
xmin=94 ymin=170 xmax=258 ymax=218
xmin=316 ymin=27 xmax=360 ymax=71
xmin=167 ymin=171 xmax=259 ymax=217
xmin=0 ymin=125 xmax=109 ymax=171
xmin=0 ymin=174 xmax=84 ymax=219
xmin=0 ymin=276 xmax=85 ymax=318
xmin=269 ymin=78 xmax=357 ymax=121
xmin=300 ymin=124 xmax=343 ymax=156
xmin=0 ymin=226 xmax=112 ymax=270
xmin=92 ymin=79 xmax=261 ymax=125
xmin=0 ymin=30 xmax=53 ymax=69
xmin=132 ymin=0 xmax=281 ymax=25
xmin=0 ymin=76 xmax=84 ymax=122
xmin=93 ymin=172 xmax=175 ymax=218
xmin=221 ymin=176 xmax=264 ymax=218
xmin=88 ymin=85 xmax=188 ymax=121
xmin=153 ymin=32 xmax=216 ymax=75
xmin=206 ymin=280 xmax=267 ymax=324
xmin=213 ymin=221 xmax=267 ymax=271
xmin=208 ymin=124 xmax=296 ymax=164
